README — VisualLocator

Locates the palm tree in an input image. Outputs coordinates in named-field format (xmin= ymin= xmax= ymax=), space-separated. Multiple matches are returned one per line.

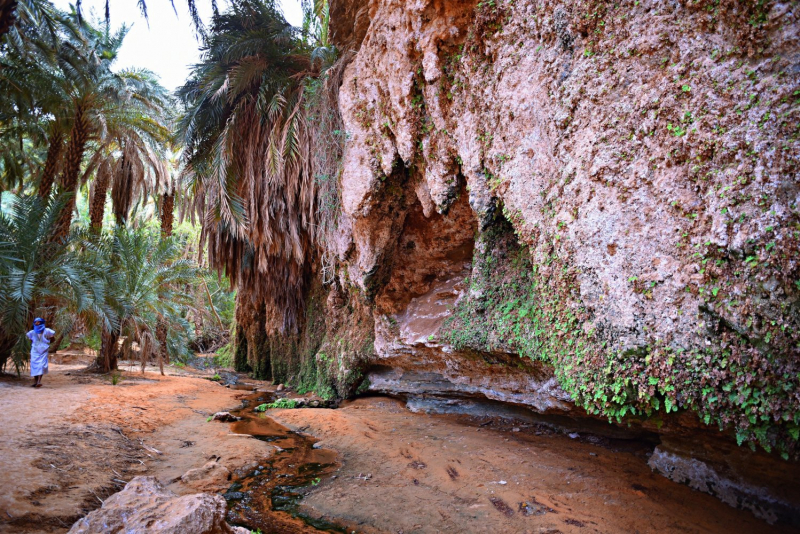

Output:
xmin=95 ymin=227 xmax=198 ymax=373
xmin=177 ymin=0 xmax=324 ymax=336
xmin=0 ymin=194 xmax=111 ymax=372
xmin=0 ymin=0 xmax=209 ymax=40
xmin=86 ymin=129 xmax=171 ymax=232
xmin=50 ymin=19 xmax=172 ymax=239
xmin=0 ymin=0 xmax=77 ymax=195
xmin=1 ymin=7 xmax=171 ymax=221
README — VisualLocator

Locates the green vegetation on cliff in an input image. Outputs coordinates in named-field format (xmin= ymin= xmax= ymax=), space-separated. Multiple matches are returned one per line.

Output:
xmin=442 ymin=211 xmax=799 ymax=458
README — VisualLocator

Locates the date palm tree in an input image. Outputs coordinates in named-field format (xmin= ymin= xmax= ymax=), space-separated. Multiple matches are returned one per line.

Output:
xmin=50 ymin=20 xmax=172 ymax=239
xmin=1 ymin=7 xmax=171 ymax=221
xmin=0 ymin=194 xmax=112 ymax=372
xmin=177 ymin=0 xmax=322 ymax=335
xmin=95 ymin=227 xmax=198 ymax=372
xmin=0 ymin=0 xmax=78 ymax=195
xmin=0 ymin=0 xmax=209 ymax=40
xmin=86 ymin=128 xmax=171 ymax=232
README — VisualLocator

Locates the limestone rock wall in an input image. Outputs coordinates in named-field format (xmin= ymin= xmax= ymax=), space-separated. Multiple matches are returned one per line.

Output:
xmin=306 ymin=0 xmax=800 ymax=522
xmin=328 ymin=0 xmax=799 ymax=449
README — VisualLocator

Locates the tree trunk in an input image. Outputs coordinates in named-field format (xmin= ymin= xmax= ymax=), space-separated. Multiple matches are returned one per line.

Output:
xmin=155 ymin=190 xmax=175 ymax=365
xmin=38 ymin=131 xmax=64 ymax=199
xmin=89 ymin=161 xmax=111 ymax=232
xmin=0 ymin=0 xmax=17 ymax=38
xmin=53 ymin=105 xmax=89 ymax=241
xmin=97 ymin=329 xmax=119 ymax=373
xmin=0 ymin=332 xmax=18 ymax=374
xmin=160 ymin=190 xmax=175 ymax=238
xmin=155 ymin=320 xmax=168 ymax=369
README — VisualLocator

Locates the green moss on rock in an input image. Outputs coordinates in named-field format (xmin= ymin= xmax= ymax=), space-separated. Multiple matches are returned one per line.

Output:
xmin=442 ymin=212 xmax=800 ymax=458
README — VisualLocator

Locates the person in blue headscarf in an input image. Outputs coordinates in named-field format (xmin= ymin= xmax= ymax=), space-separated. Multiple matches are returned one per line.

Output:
xmin=26 ymin=318 xmax=55 ymax=388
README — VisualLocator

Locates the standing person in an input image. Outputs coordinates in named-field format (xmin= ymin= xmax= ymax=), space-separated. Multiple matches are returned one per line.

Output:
xmin=26 ymin=318 xmax=55 ymax=388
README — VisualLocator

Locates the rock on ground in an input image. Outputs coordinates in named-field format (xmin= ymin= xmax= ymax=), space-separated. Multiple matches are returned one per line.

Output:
xmin=180 ymin=460 xmax=233 ymax=493
xmin=68 ymin=476 xmax=245 ymax=534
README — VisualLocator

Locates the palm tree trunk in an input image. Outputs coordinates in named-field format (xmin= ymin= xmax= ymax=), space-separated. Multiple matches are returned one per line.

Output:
xmin=156 ymin=189 xmax=175 ymax=366
xmin=53 ymin=105 xmax=89 ymax=241
xmin=89 ymin=163 xmax=111 ymax=232
xmin=160 ymin=190 xmax=175 ymax=237
xmin=155 ymin=320 xmax=168 ymax=369
xmin=38 ymin=131 xmax=64 ymax=199
xmin=97 ymin=329 xmax=119 ymax=373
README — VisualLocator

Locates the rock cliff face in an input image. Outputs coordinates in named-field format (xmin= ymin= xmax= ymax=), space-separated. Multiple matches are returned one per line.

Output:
xmin=240 ymin=0 xmax=800 ymax=523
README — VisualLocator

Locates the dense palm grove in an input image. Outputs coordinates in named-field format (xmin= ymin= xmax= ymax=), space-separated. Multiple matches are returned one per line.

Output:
xmin=0 ymin=0 xmax=336 ymax=375
xmin=0 ymin=0 xmax=308 ymax=373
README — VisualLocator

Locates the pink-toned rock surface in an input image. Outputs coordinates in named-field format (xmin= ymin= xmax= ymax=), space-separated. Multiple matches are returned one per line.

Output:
xmin=68 ymin=477 xmax=240 ymax=534
xmin=334 ymin=0 xmax=798 ymax=387
xmin=316 ymin=0 xmax=800 ymax=523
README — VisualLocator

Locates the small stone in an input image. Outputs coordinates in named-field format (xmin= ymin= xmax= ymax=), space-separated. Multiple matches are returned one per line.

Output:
xmin=498 ymin=480 xmax=507 ymax=485
xmin=276 ymin=384 xmax=285 ymax=392
xmin=312 ymin=442 xmax=323 ymax=449
xmin=568 ymin=433 xmax=580 ymax=439
xmin=512 ymin=427 xmax=520 ymax=432
xmin=179 ymin=460 xmax=232 ymax=493
xmin=212 ymin=412 xmax=241 ymax=422
xmin=762 ymin=278 xmax=779 ymax=292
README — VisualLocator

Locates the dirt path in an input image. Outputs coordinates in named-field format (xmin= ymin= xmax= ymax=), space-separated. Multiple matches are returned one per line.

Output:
xmin=1 ymin=360 xmax=795 ymax=534
xmin=0 ymin=360 xmax=272 ymax=533
xmin=270 ymin=397 xmax=795 ymax=534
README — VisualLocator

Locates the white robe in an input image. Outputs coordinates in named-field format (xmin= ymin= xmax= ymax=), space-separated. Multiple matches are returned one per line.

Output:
xmin=26 ymin=328 xmax=55 ymax=376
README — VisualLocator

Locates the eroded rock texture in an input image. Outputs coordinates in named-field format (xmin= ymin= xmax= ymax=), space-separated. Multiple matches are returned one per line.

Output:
xmin=68 ymin=477 xmax=245 ymax=534
xmin=331 ymin=0 xmax=798 ymax=438
xmin=244 ymin=0 xmax=800 ymax=522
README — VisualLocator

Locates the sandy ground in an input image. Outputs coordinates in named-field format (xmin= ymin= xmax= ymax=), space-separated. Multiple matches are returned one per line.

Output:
xmin=0 ymin=356 xmax=273 ymax=534
xmin=271 ymin=397 xmax=796 ymax=534
xmin=0 ymin=354 xmax=795 ymax=534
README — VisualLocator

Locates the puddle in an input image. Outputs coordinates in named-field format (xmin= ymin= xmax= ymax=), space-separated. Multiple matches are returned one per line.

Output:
xmin=224 ymin=392 xmax=344 ymax=533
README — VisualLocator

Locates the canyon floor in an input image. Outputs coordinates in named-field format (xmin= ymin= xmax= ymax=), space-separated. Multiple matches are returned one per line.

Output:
xmin=0 ymin=352 xmax=794 ymax=534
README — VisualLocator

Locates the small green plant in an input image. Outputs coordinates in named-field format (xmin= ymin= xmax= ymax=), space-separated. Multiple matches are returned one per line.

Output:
xmin=110 ymin=372 xmax=122 ymax=386
xmin=255 ymin=398 xmax=300 ymax=411
xmin=214 ymin=343 xmax=234 ymax=368
xmin=667 ymin=123 xmax=686 ymax=137
xmin=311 ymin=477 xmax=321 ymax=486
xmin=206 ymin=416 xmax=213 ymax=422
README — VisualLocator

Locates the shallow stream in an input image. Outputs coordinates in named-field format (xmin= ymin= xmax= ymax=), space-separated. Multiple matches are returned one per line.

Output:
xmin=224 ymin=391 xmax=343 ymax=533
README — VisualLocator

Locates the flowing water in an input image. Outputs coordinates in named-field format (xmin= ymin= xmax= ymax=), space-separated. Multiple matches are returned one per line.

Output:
xmin=224 ymin=391 xmax=343 ymax=533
